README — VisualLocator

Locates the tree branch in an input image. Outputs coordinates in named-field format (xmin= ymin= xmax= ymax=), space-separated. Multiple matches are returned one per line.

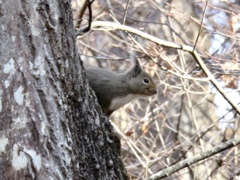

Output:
xmin=148 ymin=136 xmax=240 ymax=179
xmin=193 ymin=0 xmax=209 ymax=51
xmin=75 ymin=0 xmax=94 ymax=35
xmin=90 ymin=21 xmax=240 ymax=114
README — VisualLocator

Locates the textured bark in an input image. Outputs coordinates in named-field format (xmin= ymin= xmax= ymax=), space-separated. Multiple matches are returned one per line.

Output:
xmin=0 ymin=0 xmax=128 ymax=179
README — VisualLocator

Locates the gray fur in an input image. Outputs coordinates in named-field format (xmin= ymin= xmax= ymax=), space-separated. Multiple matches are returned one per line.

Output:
xmin=85 ymin=62 xmax=156 ymax=116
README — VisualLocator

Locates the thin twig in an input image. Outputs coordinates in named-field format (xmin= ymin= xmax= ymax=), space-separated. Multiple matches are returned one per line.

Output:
xmin=123 ymin=0 xmax=131 ymax=24
xmin=193 ymin=0 xmax=210 ymax=51
xmin=75 ymin=0 xmax=94 ymax=35
xmin=75 ymin=0 xmax=88 ymax=29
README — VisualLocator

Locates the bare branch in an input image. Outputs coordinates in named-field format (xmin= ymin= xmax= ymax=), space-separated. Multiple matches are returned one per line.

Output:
xmin=193 ymin=0 xmax=210 ymax=51
xmin=90 ymin=21 xmax=240 ymax=114
xmin=148 ymin=136 xmax=240 ymax=179
xmin=75 ymin=0 xmax=94 ymax=35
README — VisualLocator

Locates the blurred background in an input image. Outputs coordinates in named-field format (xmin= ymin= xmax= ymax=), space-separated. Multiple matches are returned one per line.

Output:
xmin=72 ymin=0 xmax=240 ymax=179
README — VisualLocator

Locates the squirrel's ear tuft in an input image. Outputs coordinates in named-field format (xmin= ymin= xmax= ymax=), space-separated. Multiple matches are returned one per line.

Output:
xmin=128 ymin=53 xmax=142 ymax=78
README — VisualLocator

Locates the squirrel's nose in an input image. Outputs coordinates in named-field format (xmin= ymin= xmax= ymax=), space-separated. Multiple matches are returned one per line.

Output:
xmin=149 ymin=87 xmax=157 ymax=95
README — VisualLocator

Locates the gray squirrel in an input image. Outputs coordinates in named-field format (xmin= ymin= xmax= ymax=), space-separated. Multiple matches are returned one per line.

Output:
xmin=85 ymin=58 xmax=156 ymax=116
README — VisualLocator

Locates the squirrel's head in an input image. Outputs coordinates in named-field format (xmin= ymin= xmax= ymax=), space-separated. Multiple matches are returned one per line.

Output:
xmin=126 ymin=58 xmax=157 ymax=96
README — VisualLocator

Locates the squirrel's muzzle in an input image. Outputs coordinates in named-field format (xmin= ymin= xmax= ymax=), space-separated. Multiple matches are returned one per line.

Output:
xmin=148 ymin=87 xmax=157 ymax=95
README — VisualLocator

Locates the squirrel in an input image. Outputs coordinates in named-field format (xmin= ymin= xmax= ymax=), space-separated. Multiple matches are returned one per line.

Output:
xmin=85 ymin=58 xmax=157 ymax=116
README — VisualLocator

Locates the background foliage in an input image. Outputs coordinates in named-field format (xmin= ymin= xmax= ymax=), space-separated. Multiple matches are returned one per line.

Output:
xmin=72 ymin=0 xmax=240 ymax=179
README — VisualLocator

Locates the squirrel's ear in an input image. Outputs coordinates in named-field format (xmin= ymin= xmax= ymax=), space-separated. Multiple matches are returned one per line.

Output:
xmin=128 ymin=53 xmax=142 ymax=78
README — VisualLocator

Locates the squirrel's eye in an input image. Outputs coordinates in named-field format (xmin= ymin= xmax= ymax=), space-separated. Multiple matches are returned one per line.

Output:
xmin=143 ymin=78 xmax=149 ymax=84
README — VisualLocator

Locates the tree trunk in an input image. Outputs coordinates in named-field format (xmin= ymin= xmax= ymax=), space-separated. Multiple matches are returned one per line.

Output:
xmin=0 ymin=0 xmax=128 ymax=179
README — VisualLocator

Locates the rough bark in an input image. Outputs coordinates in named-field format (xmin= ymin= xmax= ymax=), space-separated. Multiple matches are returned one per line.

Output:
xmin=0 ymin=0 xmax=128 ymax=179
